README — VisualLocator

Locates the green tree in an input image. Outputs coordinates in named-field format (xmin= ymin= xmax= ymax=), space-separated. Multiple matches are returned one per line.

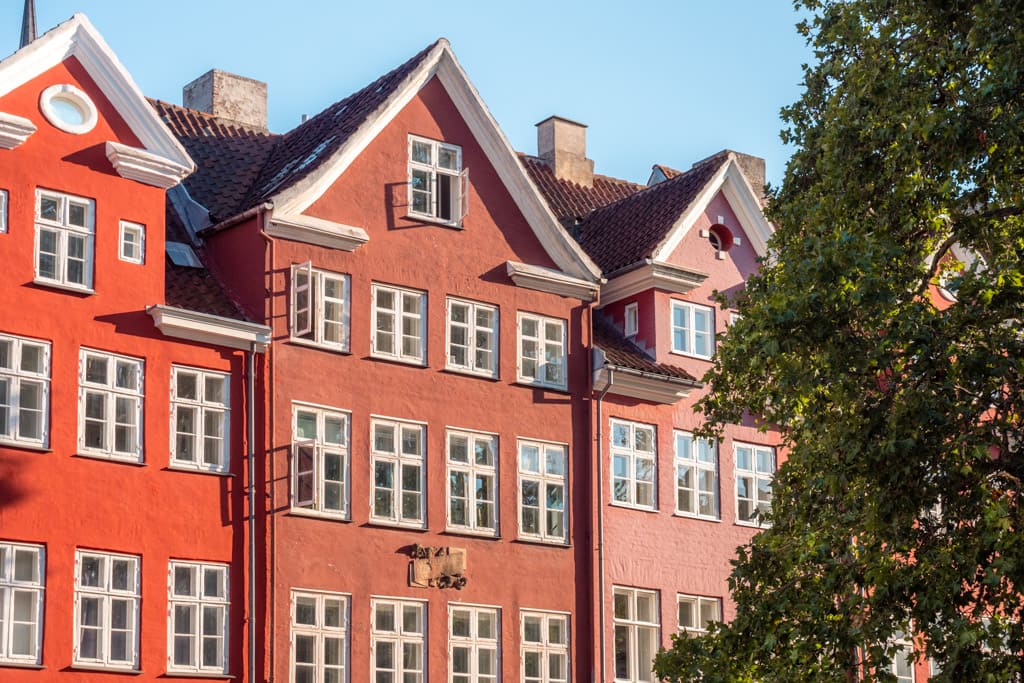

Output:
xmin=654 ymin=1 xmax=1024 ymax=681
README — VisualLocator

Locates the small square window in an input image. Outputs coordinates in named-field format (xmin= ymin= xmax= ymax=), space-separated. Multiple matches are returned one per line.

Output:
xmin=678 ymin=594 xmax=721 ymax=633
xmin=118 ymin=222 xmax=144 ymax=264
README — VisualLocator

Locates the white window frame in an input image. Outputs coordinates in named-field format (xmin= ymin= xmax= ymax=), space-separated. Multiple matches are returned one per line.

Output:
xmin=408 ymin=135 xmax=468 ymax=227
xmin=521 ymin=610 xmax=569 ymax=683
xmin=734 ymin=442 xmax=776 ymax=526
xmin=370 ymin=417 xmax=425 ymax=528
xmin=624 ymin=302 xmax=638 ymax=337
xmin=78 ymin=349 xmax=144 ymax=462
xmin=291 ymin=403 xmax=350 ymax=519
xmin=446 ymin=298 xmax=498 ymax=378
xmin=171 ymin=366 xmax=230 ymax=473
xmin=674 ymin=431 xmax=719 ymax=520
xmin=167 ymin=560 xmax=229 ymax=675
xmin=290 ymin=262 xmax=351 ymax=352
xmin=0 ymin=332 xmax=51 ymax=449
xmin=0 ymin=541 xmax=45 ymax=664
xmin=290 ymin=589 xmax=348 ymax=683
xmin=118 ymin=221 xmax=145 ymax=264
xmin=34 ymin=188 xmax=95 ymax=291
xmin=446 ymin=429 xmax=499 ymax=536
xmin=370 ymin=597 xmax=426 ymax=683
xmin=610 ymin=420 xmax=657 ymax=511
xmin=676 ymin=594 xmax=720 ymax=634
xmin=0 ymin=189 xmax=7 ymax=233
xmin=517 ymin=439 xmax=568 ymax=545
xmin=670 ymin=300 xmax=715 ymax=359
xmin=449 ymin=604 xmax=500 ymax=683
xmin=890 ymin=630 xmax=917 ymax=683
xmin=371 ymin=283 xmax=426 ymax=365
xmin=516 ymin=312 xmax=567 ymax=390
xmin=73 ymin=549 xmax=140 ymax=670
xmin=612 ymin=586 xmax=660 ymax=683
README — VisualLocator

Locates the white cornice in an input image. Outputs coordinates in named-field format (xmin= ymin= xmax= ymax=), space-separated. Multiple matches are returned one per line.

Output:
xmin=148 ymin=305 xmax=271 ymax=352
xmin=600 ymin=261 xmax=708 ymax=306
xmin=265 ymin=212 xmax=369 ymax=252
xmin=105 ymin=141 xmax=191 ymax=189
xmin=506 ymin=260 xmax=599 ymax=302
xmin=0 ymin=13 xmax=195 ymax=175
xmin=0 ymin=111 xmax=37 ymax=148
xmin=592 ymin=355 xmax=698 ymax=404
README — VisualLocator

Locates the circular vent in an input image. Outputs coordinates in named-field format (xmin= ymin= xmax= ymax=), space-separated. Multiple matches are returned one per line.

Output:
xmin=40 ymin=84 xmax=98 ymax=135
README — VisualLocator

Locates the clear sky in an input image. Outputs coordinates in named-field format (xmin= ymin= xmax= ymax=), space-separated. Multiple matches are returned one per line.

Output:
xmin=1 ymin=1 xmax=812 ymax=188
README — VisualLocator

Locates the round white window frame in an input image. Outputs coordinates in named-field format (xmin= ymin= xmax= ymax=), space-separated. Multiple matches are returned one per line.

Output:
xmin=39 ymin=84 xmax=98 ymax=135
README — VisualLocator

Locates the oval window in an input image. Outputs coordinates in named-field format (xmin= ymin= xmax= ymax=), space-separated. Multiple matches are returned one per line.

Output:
xmin=39 ymin=84 xmax=98 ymax=135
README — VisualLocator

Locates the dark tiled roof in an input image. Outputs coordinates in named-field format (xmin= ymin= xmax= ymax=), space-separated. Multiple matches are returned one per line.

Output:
xmin=575 ymin=155 xmax=726 ymax=273
xmin=519 ymin=154 xmax=643 ymax=227
xmin=594 ymin=314 xmax=698 ymax=382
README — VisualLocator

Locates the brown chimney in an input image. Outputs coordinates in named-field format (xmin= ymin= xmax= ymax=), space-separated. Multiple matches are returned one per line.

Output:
xmin=536 ymin=116 xmax=594 ymax=188
xmin=183 ymin=70 xmax=268 ymax=130
xmin=731 ymin=151 xmax=767 ymax=200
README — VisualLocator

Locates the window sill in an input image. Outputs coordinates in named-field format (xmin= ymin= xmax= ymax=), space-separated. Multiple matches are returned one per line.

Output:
xmin=73 ymin=453 xmax=146 ymax=466
xmin=70 ymin=663 xmax=143 ymax=674
xmin=287 ymin=508 xmax=351 ymax=523
xmin=442 ymin=528 xmax=501 ymax=540
xmin=403 ymin=212 xmax=463 ymax=230
xmin=0 ymin=438 xmax=51 ymax=453
xmin=369 ymin=353 xmax=427 ymax=369
xmin=668 ymin=349 xmax=714 ymax=362
xmin=0 ymin=661 xmax=45 ymax=669
xmin=442 ymin=367 xmax=500 ymax=382
xmin=609 ymin=501 xmax=659 ymax=514
xmin=673 ymin=512 xmax=721 ymax=523
xmin=287 ymin=338 xmax=352 ymax=355
xmin=163 ymin=670 xmax=235 ymax=679
xmin=513 ymin=379 xmax=569 ymax=395
xmin=365 ymin=520 xmax=428 ymax=532
xmin=32 ymin=278 xmax=95 ymax=295
xmin=513 ymin=537 xmax=571 ymax=548
xmin=735 ymin=520 xmax=771 ymax=529
xmin=164 ymin=465 xmax=234 ymax=477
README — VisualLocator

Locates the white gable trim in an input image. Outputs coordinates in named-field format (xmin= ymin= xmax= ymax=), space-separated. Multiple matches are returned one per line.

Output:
xmin=148 ymin=305 xmax=271 ymax=352
xmin=0 ymin=111 xmax=37 ymax=148
xmin=266 ymin=211 xmax=369 ymax=252
xmin=652 ymin=155 xmax=774 ymax=262
xmin=270 ymin=40 xmax=601 ymax=283
xmin=0 ymin=13 xmax=194 ymax=177
xmin=506 ymin=260 xmax=599 ymax=302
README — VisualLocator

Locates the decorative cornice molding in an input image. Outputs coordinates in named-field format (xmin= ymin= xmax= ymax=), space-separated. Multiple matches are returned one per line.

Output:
xmin=506 ymin=260 xmax=599 ymax=302
xmin=265 ymin=212 xmax=369 ymax=252
xmin=600 ymin=260 xmax=708 ymax=305
xmin=105 ymin=141 xmax=191 ymax=189
xmin=148 ymin=305 xmax=270 ymax=352
xmin=0 ymin=111 xmax=36 ymax=148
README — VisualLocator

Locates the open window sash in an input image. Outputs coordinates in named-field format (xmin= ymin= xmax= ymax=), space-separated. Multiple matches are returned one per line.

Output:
xmin=292 ymin=439 xmax=316 ymax=508
xmin=291 ymin=261 xmax=313 ymax=337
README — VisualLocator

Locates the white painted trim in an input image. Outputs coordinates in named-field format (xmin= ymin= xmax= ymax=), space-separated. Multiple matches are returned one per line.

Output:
xmin=265 ymin=212 xmax=368 ymax=252
xmin=39 ymin=83 xmax=97 ymax=134
xmin=105 ymin=141 xmax=191 ymax=189
xmin=592 ymin=351 xmax=698 ymax=405
xmin=652 ymin=154 xmax=774 ymax=262
xmin=0 ymin=13 xmax=194 ymax=173
xmin=600 ymin=261 xmax=708 ymax=306
xmin=148 ymin=305 xmax=270 ymax=352
xmin=506 ymin=260 xmax=599 ymax=302
xmin=0 ymin=111 xmax=37 ymax=148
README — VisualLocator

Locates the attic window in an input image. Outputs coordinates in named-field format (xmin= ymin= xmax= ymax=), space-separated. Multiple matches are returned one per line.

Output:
xmin=707 ymin=224 xmax=734 ymax=252
xmin=166 ymin=241 xmax=203 ymax=268
xmin=39 ymin=84 xmax=98 ymax=135
xmin=408 ymin=135 xmax=468 ymax=227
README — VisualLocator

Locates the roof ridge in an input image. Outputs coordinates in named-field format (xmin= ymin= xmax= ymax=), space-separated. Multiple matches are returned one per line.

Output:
xmin=581 ymin=153 xmax=727 ymax=218
xmin=518 ymin=153 xmax=643 ymax=190
xmin=149 ymin=98 xmax=279 ymax=139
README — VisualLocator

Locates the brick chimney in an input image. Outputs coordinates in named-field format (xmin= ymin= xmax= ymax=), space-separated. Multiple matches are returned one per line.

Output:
xmin=183 ymin=70 xmax=268 ymax=130
xmin=536 ymin=116 xmax=594 ymax=188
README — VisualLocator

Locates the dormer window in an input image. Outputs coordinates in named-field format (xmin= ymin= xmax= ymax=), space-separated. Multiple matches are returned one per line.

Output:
xmin=408 ymin=135 xmax=467 ymax=226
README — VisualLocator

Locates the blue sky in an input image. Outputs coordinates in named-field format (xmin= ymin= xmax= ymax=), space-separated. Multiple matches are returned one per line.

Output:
xmin=1 ymin=1 xmax=811 ymax=188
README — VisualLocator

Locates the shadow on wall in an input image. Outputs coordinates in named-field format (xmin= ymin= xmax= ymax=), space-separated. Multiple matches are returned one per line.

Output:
xmin=0 ymin=458 xmax=25 ymax=511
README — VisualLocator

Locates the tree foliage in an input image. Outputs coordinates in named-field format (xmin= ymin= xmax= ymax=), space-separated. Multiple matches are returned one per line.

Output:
xmin=655 ymin=1 xmax=1024 ymax=680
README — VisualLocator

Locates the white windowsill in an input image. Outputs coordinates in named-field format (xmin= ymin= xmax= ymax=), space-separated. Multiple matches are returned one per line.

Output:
xmin=165 ymin=669 xmax=235 ymax=679
xmin=443 ymin=527 xmax=501 ymax=540
xmin=0 ymin=660 xmax=44 ymax=669
xmin=165 ymin=464 xmax=234 ymax=477
xmin=370 ymin=353 xmax=427 ymax=368
xmin=73 ymin=452 xmax=146 ymax=467
xmin=404 ymin=211 xmax=462 ymax=230
xmin=366 ymin=519 xmax=428 ymax=532
xmin=32 ymin=278 xmax=95 ymax=295
xmin=669 ymin=349 xmax=714 ymax=361
xmin=70 ymin=663 xmax=142 ymax=674
xmin=443 ymin=366 xmax=499 ymax=381
xmin=735 ymin=520 xmax=771 ymax=529
xmin=609 ymin=501 xmax=658 ymax=514
xmin=513 ymin=379 xmax=569 ymax=394
xmin=288 ymin=337 xmax=351 ymax=355
xmin=673 ymin=512 xmax=721 ymax=523
xmin=0 ymin=438 xmax=51 ymax=453
xmin=514 ymin=536 xmax=571 ymax=548
xmin=287 ymin=507 xmax=351 ymax=523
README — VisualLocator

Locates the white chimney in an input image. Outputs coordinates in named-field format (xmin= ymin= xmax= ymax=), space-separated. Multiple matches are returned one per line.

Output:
xmin=183 ymin=69 xmax=268 ymax=130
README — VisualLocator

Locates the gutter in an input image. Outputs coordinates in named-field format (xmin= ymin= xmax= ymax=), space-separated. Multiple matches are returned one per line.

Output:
xmin=594 ymin=369 xmax=612 ymax=683
xmin=600 ymin=362 xmax=703 ymax=389
xmin=197 ymin=201 xmax=274 ymax=239
xmin=247 ymin=344 xmax=258 ymax=683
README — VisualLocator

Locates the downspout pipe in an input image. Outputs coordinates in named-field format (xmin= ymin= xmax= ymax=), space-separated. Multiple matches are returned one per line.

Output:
xmin=594 ymin=365 xmax=613 ymax=683
xmin=247 ymin=344 xmax=257 ymax=683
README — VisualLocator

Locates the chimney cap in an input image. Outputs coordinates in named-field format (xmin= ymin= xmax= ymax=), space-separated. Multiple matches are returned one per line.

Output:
xmin=535 ymin=115 xmax=588 ymax=129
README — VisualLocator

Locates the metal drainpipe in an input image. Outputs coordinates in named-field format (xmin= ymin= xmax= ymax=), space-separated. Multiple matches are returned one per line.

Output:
xmin=595 ymin=367 xmax=612 ymax=683
xmin=247 ymin=344 xmax=257 ymax=683
xmin=260 ymin=220 xmax=276 ymax=682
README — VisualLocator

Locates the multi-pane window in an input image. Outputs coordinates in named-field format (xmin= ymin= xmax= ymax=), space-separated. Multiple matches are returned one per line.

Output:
xmin=613 ymin=587 xmax=659 ymax=683
xmin=734 ymin=443 xmax=776 ymax=525
xmin=79 ymin=349 xmax=144 ymax=462
xmin=118 ymin=221 xmax=144 ymax=264
xmin=74 ymin=550 xmax=140 ymax=669
xmin=167 ymin=561 xmax=228 ymax=674
xmin=292 ymin=405 xmax=350 ymax=518
xmin=409 ymin=135 xmax=467 ymax=226
xmin=0 ymin=542 xmax=44 ymax=664
xmin=35 ymin=189 xmax=95 ymax=290
xmin=0 ymin=333 xmax=50 ymax=448
xmin=372 ymin=284 xmax=426 ymax=364
xmin=291 ymin=263 xmax=350 ymax=351
xmin=521 ymin=611 xmax=568 ymax=683
xmin=291 ymin=590 xmax=348 ymax=683
xmin=670 ymin=301 xmax=714 ymax=359
xmin=611 ymin=420 xmax=657 ymax=510
xmin=447 ymin=429 xmax=498 ymax=535
xmin=517 ymin=313 xmax=566 ymax=390
xmin=675 ymin=431 xmax=718 ymax=519
xmin=677 ymin=595 xmax=720 ymax=633
xmin=0 ymin=189 xmax=7 ymax=233
xmin=371 ymin=598 xmax=425 ymax=683
xmin=371 ymin=418 xmax=425 ymax=527
xmin=171 ymin=366 xmax=230 ymax=473
xmin=450 ymin=604 xmax=499 ymax=683
xmin=891 ymin=631 xmax=916 ymax=683
xmin=447 ymin=298 xmax=498 ymax=377
xmin=518 ymin=439 xmax=568 ymax=544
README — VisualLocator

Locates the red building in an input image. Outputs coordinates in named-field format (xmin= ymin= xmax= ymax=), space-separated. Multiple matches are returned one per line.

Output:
xmin=0 ymin=13 xmax=269 ymax=682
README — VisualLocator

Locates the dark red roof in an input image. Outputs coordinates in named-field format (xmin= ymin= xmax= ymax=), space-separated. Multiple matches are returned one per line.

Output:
xmin=593 ymin=314 xmax=699 ymax=382
xmin=651 ymin=164 xmax=682 ymax=180
xmin=519 ymin=154 xmax=643 ymax=227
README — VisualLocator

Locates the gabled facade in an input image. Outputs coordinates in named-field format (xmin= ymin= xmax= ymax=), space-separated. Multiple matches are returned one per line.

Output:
xmin=0 ymin=13 xmax=268 ymax=681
